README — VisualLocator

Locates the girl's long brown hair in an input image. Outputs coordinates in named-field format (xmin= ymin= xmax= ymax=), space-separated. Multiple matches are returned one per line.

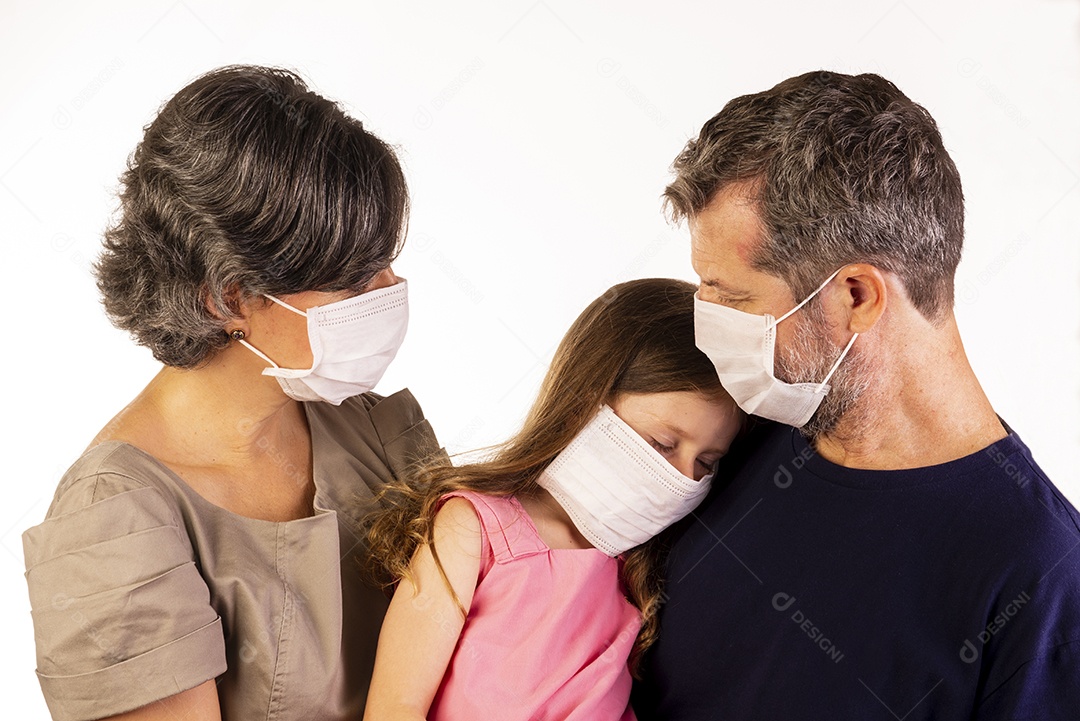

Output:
xmin=364 ymin=277 xmax=737 ymax=675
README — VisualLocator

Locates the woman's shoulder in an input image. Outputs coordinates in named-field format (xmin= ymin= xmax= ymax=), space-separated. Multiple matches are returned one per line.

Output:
xmin=307 ymin=388 xmax=446 ymax=485
xmin=24 ymin=442 xmax=193 ymax=568
xmin=307 ymin=388 xmax=430 ymax=442
xmin=22 ymin=442 xmax=226 ymax=721
xmin=45 ymin=441 xmax=184 ymax=519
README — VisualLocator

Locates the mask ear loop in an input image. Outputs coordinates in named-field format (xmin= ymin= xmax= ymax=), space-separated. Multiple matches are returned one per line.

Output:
xmin=265 ymin=294 xmax=308 ymax=317
xmin=236 ymin=338 xmax=281 ymax=369
xmin=767 ymin=268 xmax=845 ymax=330
xmin=758 ymin=267 xmax=858 ymax=392
xmin=815 ymin=332 xmax=859 ymax=393
xmin=233 ymin=294 xmax=307 ymax=368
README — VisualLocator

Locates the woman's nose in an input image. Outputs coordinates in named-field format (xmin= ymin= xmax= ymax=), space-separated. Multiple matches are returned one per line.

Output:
xmin=365 ymin=267 xmax=399 ymax=292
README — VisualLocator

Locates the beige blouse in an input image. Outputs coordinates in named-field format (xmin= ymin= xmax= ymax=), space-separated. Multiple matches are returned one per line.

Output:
xmin=23 ymin=389 xmax=443 ymax=721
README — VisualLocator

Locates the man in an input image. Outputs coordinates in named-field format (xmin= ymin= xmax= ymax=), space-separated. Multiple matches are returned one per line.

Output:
xmin=632 ymin=71 xmax=1080 ymax=719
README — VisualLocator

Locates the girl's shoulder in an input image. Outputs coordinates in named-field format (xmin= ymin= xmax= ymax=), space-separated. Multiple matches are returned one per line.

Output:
xmin=438 ymin=491 xmax=549 ymax=563
xmin=438 ymin=490 xmax=523 ymax=536
xmin=438 ymin=489 xmax=518 ymax=514
xmin=432 ymin=493 xmax=487 ymax=535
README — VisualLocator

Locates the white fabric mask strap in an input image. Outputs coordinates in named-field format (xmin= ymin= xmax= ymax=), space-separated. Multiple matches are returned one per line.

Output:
xmin=770 ymin=267 xmax=844 ymax=329
xmin=233 ymin=294 xmax=308 ymax=369
xmin=237 ymin=338 xmax=281 ymax=369
xmin=265 ymin=294 xmax=307 ymax=317
xmin=816 ymin=331 xmax=859 ymax=392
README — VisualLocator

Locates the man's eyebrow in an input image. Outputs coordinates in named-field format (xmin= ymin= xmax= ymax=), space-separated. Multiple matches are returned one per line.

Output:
xmin=701 ymin=278 xmax=750 ymax=296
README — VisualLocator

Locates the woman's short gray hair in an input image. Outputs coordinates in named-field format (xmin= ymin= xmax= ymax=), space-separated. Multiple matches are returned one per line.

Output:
xmin=95 ymin=65 xmax=409 ymax=367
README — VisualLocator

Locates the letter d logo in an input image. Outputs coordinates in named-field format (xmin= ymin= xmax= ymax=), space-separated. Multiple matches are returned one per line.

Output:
xmin=774 ymin=465 xmax=793 ymax=489
xmin=772 ymin=592 xmax=796 ymax=612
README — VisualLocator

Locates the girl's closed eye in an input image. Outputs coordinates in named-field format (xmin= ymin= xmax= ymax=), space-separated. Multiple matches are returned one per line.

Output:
xmin=696 ymin=454 xmax=722 ymax=474
xmin=611 ymin=390 xmax=741 ymax=482
xmin=650 ymin=438 xmax=674 ymax=454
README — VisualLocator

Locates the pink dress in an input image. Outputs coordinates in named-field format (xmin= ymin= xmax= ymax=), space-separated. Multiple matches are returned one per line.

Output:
xmin=429 ymin=490 xmax=640 ymax=721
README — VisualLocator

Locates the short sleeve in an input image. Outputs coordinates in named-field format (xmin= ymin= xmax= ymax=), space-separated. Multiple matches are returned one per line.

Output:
xmin=437 ymin=491 xmax=548 ymax=572
xmin=367 ymin=389 xmax=447 ymax=479
xmin=974 ymin=640 xmax=1080 ymax=720
xmin=22 ymin=471 xmax=226 ymax=721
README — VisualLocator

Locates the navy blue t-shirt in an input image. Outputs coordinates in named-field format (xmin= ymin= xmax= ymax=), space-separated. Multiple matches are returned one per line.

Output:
xmin=632 ymin=421 xmax=1080 ymax=720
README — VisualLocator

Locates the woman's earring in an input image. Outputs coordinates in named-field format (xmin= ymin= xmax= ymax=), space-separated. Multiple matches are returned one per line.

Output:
xmin=230 ymin=329 xmax=246 ymax=341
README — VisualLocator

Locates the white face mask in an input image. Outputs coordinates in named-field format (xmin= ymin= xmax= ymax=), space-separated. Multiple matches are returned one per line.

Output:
xmin=693 ymin=269 xmax=858 ymax=428
xmin=536 ymin=405 xmax=714 ymax=556
xmin=237 ymin=280 xmax=409 ymax=405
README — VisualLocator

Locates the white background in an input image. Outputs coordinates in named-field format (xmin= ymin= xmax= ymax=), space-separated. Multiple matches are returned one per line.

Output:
xmin=2 ymin=1 xmax=1078 ymax=717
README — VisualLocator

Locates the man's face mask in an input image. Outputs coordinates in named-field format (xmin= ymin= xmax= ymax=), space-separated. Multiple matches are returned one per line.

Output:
xmin=693 ymin=269 xmax=858 ymax=427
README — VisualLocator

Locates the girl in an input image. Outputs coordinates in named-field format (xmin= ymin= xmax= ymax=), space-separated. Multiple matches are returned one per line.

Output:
xmin=363 ymin=278 xmax=743 ymax=720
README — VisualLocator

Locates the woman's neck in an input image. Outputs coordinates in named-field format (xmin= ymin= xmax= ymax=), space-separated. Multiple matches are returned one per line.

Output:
xmin=93 ymin=355 xmax=317 ymax=521
xmin=102 ymin=342 xmax=304 ymax=449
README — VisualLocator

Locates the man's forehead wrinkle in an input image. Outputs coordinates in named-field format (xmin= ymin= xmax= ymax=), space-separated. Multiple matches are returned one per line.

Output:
xmin=692 ymin=208 xmax=765 ymax=271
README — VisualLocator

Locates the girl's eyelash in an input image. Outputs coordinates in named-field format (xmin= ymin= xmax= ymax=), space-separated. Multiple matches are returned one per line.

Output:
xmin=697 ymin=456 xmax=721 ymax=468
xmin=650 ymin=439 xmax=673 ymax=453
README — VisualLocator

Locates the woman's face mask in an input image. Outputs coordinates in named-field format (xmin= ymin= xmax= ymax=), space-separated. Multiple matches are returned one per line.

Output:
xmin=237 ymin=280 xmax=409 ymax=405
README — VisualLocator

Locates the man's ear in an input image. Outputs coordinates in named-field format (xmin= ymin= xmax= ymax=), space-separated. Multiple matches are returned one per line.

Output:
xmin=830 ymin=264 xmax=888 ymax=334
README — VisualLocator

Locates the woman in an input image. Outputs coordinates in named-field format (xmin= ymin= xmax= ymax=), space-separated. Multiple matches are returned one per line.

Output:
xmin=22 ymin=65 xmax=443 ymax=721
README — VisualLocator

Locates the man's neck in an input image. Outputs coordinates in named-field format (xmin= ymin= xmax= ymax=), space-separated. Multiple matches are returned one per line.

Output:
xmin=812 ymin=313 xmax=1007 ymax=470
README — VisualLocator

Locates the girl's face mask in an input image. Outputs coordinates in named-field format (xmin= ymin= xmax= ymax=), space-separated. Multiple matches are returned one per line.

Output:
xmin=537 ymin=405 xmax=714 ymax=556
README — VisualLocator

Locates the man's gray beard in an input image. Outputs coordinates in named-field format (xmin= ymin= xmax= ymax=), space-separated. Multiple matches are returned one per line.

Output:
xmin=774 ymin=300 xmax=873 ymax=441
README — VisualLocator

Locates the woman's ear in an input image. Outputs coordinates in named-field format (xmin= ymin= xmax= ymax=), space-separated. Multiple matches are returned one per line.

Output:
xmin=204 ymin=284 xmax=254 ymax=338
xmin=831 ymin=264 xmax=888 ymax=334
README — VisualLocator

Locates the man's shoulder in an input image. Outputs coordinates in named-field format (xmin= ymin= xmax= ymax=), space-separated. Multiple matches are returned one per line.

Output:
xmin=714 ymin=419 xmax=792 ymax=475
xmin=968 ymin=431 xmax=1080 ymax=557
xmin=720 ymin=421 xmax=1080 ymax=572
